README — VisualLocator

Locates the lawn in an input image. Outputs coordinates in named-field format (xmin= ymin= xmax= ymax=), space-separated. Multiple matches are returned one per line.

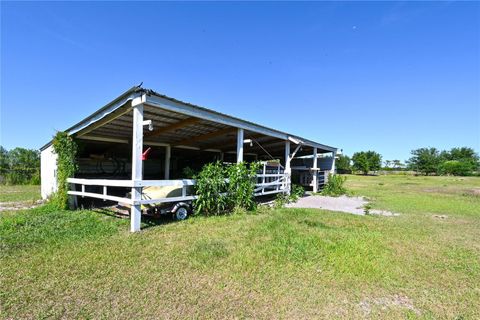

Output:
xmin=1 ymin=175 xmax=479 ymax=319
xmin=0 ymin=184 xmax=40 ymax=202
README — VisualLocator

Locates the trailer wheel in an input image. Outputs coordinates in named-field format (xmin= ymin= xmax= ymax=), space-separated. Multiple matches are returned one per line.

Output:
xmin=174 ymin=206 xmax=189 ymax=220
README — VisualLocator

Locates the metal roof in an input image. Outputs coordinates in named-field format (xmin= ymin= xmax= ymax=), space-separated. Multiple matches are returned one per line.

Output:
xmin=41 ymin=86 xmax=337 ymax=154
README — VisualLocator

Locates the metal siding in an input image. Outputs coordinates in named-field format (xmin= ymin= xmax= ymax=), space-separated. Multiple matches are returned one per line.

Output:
xmin=41 ymin=145 xmax=58 ymax=199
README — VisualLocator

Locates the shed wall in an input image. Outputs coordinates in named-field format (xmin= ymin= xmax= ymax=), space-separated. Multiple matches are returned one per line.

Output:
xmin=41 ymin=145 xmax=58 ymax=199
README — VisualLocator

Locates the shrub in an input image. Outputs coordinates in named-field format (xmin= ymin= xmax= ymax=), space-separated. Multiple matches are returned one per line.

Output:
xmin=193 ymin=162 xmax=228 ymax=216
xmin=289 ymin=184 xmax=305 ymax=202
xmin=321 ymin=174 xmax=347 ymax=196
xmin=274 ymin=192 xmax=289 ymax=209
xmin=226 ymin=162 xmax=259 ymax=211
xmin=194 ymin=161 xmax=259 ymax=216
xmin=438 ymin=160 xmax=473 ymax=176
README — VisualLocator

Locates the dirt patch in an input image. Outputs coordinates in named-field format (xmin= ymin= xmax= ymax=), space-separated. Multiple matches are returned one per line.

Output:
xmin=359 ymin=294 xmax=420 ymax=316
xmin=286 ymin=195 xmax=399 ymax=216
xmin=0 ymin=200 xmax=44 ymax=212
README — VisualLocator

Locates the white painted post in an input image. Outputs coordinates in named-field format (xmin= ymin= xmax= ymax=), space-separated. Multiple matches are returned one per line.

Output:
xmin=236 ymin=128 xmax=244 ymax=163
xmin=131 ymin=104 xmax=144 ymax=232
xmin=331 ymin=151 xmax=336 ymax=174
xmin=164 ymin=145 xmax=171 ymax=180
xmin=312 ymin=147 xmax=318 ymax=193
xmin=285 ymin=141 xmax=291 ymax=194
xmin=261 ymin=162 xmax=266 ymax=195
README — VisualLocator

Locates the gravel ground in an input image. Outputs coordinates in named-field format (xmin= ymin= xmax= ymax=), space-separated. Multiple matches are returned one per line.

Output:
xmin=286 ymin=195 xmax=398 ymax=216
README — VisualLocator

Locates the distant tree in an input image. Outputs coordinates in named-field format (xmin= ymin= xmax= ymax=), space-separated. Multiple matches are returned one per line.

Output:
xmin=336 ymin=154 xmax=352 ymax=174
xmin=0 ymin=146 xmax=9 ymax=176
xmin=436 ymin=147 xmax=479 ymax=176
xmin=407 ymin=148 xmax=441 ymax=175
xmin=1 ymin=147 xmax=40 ymax=185
xmin=438 ymin=160 xmax=473 ymax=176
xmin=384 ymin=160 xmax=392 ymax=169
xmin=392 ymin=160 xmax=403 ymax=170
xmin=352 ymin=151 xmax=382 ymax=175
xmin=441 ymin=147 xmax=479 ymax=171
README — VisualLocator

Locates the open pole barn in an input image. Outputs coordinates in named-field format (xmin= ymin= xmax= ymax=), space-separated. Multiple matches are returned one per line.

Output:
xmin=40 ymin=86 xmax=338 ymax=232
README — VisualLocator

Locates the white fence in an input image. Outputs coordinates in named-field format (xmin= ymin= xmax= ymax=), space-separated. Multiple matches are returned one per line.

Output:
xmin=67 ymin=174 xmax=289 ymax=206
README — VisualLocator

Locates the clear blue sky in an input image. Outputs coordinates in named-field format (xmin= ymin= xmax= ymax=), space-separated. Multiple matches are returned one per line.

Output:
xmin=1 ymin=1 xmax=479 ymax=162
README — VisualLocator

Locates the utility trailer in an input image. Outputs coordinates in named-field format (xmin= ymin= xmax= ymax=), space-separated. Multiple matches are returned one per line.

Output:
xmin=115 ymin=161 xmax=288 ymax=220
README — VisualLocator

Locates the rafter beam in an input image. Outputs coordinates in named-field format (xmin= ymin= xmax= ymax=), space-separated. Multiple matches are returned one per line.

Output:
xmin=202 ymin=133 xmax=271 ymax=151
xmin=146 ymin=117 xmax=200 ymax=138
xmin=174 ymin=127 xmax=236 ymax=146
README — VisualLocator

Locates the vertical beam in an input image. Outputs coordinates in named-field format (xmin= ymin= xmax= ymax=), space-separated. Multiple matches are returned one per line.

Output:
xmin=236 ymin=128 xmax=244 ymax=163
xmin=131 ymin=104 xmax=144 ymax=232
xmin=285 ymin=141 xmax=291 ymax=194
xmin=331 ymin=151 xmax=336 ymax=174
xmin=164 ymin=145 xmax=171 ymax=180
xmin=312 ymin=147 xmax=318 ymax=193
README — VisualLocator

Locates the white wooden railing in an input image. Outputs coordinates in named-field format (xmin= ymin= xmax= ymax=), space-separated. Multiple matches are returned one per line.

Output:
xmin=67 ymin=174 xmax=289 ymax=206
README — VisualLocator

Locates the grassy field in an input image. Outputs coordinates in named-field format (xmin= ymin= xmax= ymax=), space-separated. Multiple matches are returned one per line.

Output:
xmin=1 ymin=175 xmax=479 ymax=319
xmin=0 ymin=184 xmax=40 ymax=202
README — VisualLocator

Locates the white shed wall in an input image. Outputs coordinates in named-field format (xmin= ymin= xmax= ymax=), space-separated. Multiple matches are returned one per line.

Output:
xmin=41 ymin=145 xmax=58 ymax=199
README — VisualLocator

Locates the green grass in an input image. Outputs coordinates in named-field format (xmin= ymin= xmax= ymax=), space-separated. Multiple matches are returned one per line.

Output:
xmin=0 ymin=184 xmax=40 ymax=202
xmin=1 ymin=176 xmax=479 ymax=319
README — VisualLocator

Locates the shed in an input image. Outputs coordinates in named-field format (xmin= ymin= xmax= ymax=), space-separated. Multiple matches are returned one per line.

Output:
xmin=40 ymin=86 xmax=338 ymax=231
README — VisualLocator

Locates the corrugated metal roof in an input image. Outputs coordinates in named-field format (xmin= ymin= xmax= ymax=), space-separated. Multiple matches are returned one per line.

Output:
xmin=41 ymin=85 xmax=337 ymax=153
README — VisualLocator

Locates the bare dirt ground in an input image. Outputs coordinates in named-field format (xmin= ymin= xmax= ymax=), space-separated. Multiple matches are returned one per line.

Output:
xmin=0 ymin=200 xmax=44 ymax=212
xmin=286 ymin=194 xmax=399 ymax=216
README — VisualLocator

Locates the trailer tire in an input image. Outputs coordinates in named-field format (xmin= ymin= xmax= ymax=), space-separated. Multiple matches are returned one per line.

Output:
xmin=173 ymin=206 xmax=189 ymax=220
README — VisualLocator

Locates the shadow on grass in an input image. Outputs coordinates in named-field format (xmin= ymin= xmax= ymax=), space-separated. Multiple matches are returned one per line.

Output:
xmin=93 ymin=206 xmax=176 ymax=230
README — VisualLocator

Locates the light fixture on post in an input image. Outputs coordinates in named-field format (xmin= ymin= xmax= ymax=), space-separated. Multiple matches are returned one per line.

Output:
xmin=243 ymin=138 xmax=253 ymax=147
xmin=142 ymin=120 xmax=153 ymax=131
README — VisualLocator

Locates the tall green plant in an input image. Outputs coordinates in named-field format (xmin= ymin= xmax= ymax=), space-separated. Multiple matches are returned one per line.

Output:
xmin=194 ymin=161 xmax=260 ymax=216
xmin=52 ymin=132 xmax=78 ymax=209
xmin=194 ymin=161 xmax=227 ymax=216
xmin=226 ymin=162 xmax=259 ymax=211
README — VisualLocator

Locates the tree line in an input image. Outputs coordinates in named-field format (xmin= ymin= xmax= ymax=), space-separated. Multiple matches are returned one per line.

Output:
xmin=336 ymin=147 xmax=479 ymax=176
xmin=0 ymin=146 xmax=40 ymax=185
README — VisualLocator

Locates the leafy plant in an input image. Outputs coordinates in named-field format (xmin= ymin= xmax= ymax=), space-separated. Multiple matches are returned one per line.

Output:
xmin=51 ymin=132 xmax=78 ymax=209
xmin=289 ymin=184 xmax=305 ymax=202
xmin=182 ymin=166 xmax=197 ymax=179
xmin=321 ymin=174 xmax=347 ymax=196
xmin=274 ymin=192 xmax=289 ymax=209
xmin=226 ymin=161 xmax=259 ymax=211
xmin=194 ymin=161 xmax=260 ymax=216
xmin=193 ymin=161 xmax=227 ymax=216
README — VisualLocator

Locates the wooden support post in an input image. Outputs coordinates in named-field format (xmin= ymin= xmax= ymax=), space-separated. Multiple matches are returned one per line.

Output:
xmin=236 ymin=128 xmax=244 ymax=163
xmin=331 ymin=151 xmax=336 ymax=174
xmin=312 ymin=147 xmax=318 ymax=193
xmin=285 ymin=141 xmax=291 ymax=194
xmin=165 ymin=145 xmax=171 ymax=180
xmin=131 ymin=103 xmax=144 ymax=232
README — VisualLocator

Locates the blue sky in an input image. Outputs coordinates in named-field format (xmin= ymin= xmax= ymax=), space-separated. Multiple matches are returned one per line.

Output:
xmin=1 ymin=1 xmax=479 ymax=162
